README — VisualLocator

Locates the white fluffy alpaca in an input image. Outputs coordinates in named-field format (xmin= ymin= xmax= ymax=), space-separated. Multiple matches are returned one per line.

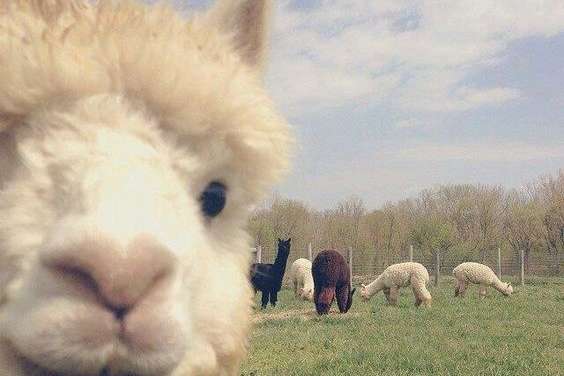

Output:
xmin=360 ymin=262 xmax=432 ymax=307
xmin=453 ymin=262 xmax=513 ymax=298
xmin=290 ymin=258 xmax=314 ymax=301
xmin=0 ymin=1 xmax=293 ymax=375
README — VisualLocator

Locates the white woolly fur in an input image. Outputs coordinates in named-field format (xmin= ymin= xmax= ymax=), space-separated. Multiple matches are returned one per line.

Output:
xmin=0 ymin=1 xmax=293 ymax=375
xmin=290 ymin=258 xmax=314 ymax=301
xmin=360 ymin=262 xmax=432 ymax=307
xmin=453 ymin=262 xmax=513 ymax=297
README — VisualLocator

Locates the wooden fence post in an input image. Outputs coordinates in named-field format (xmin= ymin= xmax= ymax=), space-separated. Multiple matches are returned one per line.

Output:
xmin=434 ymin=251 xmax=440 ymax=287
xmin=256 ymin=245 xmax=262 ymax=264
xmin=497 ymin=247 xmax=502 ymax=278
xmin=308 ymin=243 xmax=313 ymax=262
xmin=348 ymin=247 xmax=353 ymax=280
xmin=409 ymin=245 xmax=414 ymax=262
xmin=520 ymin=249 xmax=525 ymax=286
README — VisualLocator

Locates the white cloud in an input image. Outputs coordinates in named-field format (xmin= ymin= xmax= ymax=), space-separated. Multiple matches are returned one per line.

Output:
xmin=266 ymin=0 xmax=564 ymax=115
xmin=397 ymin=69 xmax=522 ymax=111
xmin=395 ymin=118 xmax=421 ymax=129
xmin=385 ymin=141 xmax=564 ymax=162
xmin=280 ymin=139 xmax=564 ymax=208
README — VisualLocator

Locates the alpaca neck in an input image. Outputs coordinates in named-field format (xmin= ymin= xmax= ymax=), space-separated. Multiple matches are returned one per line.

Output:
xmin=365 ymin=276 xmax=384 ymax=298
xmin=272 ymin=249 xmax=289 ymax=277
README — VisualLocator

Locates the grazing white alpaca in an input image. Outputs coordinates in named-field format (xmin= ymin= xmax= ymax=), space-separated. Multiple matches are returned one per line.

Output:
xmin=360 ymin=262 xmax=432 ymax=307
xmin=453 ymin=262 xmax=513 ymax=298
xmin=290 ymin=258 xmax=314 ymax=301
xmin=0 ymin=1 xmax=292 ymax=375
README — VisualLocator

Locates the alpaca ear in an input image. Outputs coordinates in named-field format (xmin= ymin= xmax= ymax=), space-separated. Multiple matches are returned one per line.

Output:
xmin=207 ymin=0 xmax=272 ymax=72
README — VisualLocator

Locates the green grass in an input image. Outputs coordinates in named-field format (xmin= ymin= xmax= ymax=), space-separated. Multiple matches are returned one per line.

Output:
xmin=242 ymin=277 xmax=564 ymax=376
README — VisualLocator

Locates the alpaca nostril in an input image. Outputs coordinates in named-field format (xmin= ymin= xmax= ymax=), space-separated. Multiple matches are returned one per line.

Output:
xmin=50 ymin=264 xmax=100 ymax=296
xmin=113 ymin=306 xmax=129 ymax=321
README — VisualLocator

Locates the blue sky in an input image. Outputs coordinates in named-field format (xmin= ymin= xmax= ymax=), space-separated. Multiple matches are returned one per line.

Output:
xmin=177 ymin=0 xmax=564 ymax=209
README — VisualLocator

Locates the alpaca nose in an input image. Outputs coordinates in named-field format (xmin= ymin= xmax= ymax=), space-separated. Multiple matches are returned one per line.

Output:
xmin=41 ymin=234 xmax=175 ymax=313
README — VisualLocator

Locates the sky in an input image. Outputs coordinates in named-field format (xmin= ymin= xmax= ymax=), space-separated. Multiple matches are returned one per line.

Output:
xmin=177 ymin=0 xmax=564 ymax=210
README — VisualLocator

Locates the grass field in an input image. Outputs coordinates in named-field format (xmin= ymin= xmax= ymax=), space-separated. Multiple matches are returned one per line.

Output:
xmin=242 ymin=277 xmax=564 ymax=376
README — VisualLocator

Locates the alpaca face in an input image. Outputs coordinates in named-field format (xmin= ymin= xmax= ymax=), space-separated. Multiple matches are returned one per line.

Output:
xmin=299 ymin=287 xmax=314 ymax=301
xmin=1 ymin=96 xmax=255 ymax=375
xmin=0 ymin=1 xmax=291 ymax=375
xmin=360 ymin=284 xmax=370 ymax=301
xmin=277 ymin=238 xmax=292 ymax=257
xmin=504 ymin=283 xmax=513 ymax=296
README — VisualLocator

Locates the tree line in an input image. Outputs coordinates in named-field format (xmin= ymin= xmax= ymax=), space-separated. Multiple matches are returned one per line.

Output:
xmin=248 ymin=170 xmax=563 ymax=275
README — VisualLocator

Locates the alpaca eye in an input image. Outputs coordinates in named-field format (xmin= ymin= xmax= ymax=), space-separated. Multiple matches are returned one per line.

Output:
xmin=200 ymin=181 xmax=227 ymax=218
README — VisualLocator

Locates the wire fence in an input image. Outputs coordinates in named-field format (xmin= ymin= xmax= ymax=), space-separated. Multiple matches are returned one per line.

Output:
xmin=251 ymin=244 xmax=563 ymax=287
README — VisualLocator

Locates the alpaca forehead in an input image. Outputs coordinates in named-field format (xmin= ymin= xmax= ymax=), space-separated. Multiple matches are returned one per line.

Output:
xmin=19 ymin=94 xmax=230 ymax=187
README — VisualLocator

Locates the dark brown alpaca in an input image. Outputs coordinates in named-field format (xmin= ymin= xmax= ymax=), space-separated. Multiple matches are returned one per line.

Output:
xmin=312 ymin=250 xmax=356 ymax=315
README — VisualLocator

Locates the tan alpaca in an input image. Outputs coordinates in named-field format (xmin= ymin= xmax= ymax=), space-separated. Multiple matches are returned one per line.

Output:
xmin=0 ymin=1 xmax=293 ymax=375
xmin=453 ymin=262 xmax=513 ymax=298
xmin=360 ymin=262 xmax=432 ymax=307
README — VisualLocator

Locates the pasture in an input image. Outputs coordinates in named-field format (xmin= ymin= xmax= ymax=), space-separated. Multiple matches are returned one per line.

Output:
xmin=242 ymin=277 xmax=564 ymax=376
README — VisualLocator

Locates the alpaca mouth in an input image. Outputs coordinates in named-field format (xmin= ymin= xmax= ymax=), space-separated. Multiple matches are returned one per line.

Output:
xmin=99 ymin=367 xmax=142 ymax=376
xmin=10 ymin=341 xmax=144 ymax=376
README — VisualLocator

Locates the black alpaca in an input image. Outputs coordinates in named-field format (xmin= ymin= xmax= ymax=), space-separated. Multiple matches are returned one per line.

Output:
xmin=250 ymin=238 xmax=291 ymax=309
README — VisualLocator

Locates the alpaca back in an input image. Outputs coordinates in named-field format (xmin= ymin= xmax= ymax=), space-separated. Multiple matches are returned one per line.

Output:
xmin=312 ymin=250 xmax=349 ymax=288
xmin=382 ymin=262 xmax=429 ymax=287
xmin=250 ymin=238 xmax=291 ymax=292
xmin=453 ymin=262 xmax=497 ymax=285
xmin=250 ymin=263 xmax=276 ymax=290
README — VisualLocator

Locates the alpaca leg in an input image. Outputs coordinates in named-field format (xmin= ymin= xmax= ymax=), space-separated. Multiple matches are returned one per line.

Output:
xmin=388 ymin=286 xmax=399 ymax=306
xmin=454 ymin=279 xmax=461 ymax=297
xmin=260 ymin=290 xmax=269 ymax=309
xmin=414 ymin=292 xmax=422 ymax=307
xmin=293 ymin=279 xmax=298 ymax=297
xmin=335 ymin=285 xmax=349 ymax=313
xmin=458 ymin=281 xmax=467 ymax=297
xmin=478 ymin=285 xmax=487 ymax=299
xmin=383 ymin=288 xmax=391 ymax=304
xmin=269 ymin=290 xmax=278 ymax=307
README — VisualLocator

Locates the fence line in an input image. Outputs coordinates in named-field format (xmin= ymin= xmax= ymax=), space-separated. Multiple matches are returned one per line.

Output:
xmin=252 ymin=243 xmax=563 ymax=286
xmin=520 ymin=249 xmax=525 ymax=286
